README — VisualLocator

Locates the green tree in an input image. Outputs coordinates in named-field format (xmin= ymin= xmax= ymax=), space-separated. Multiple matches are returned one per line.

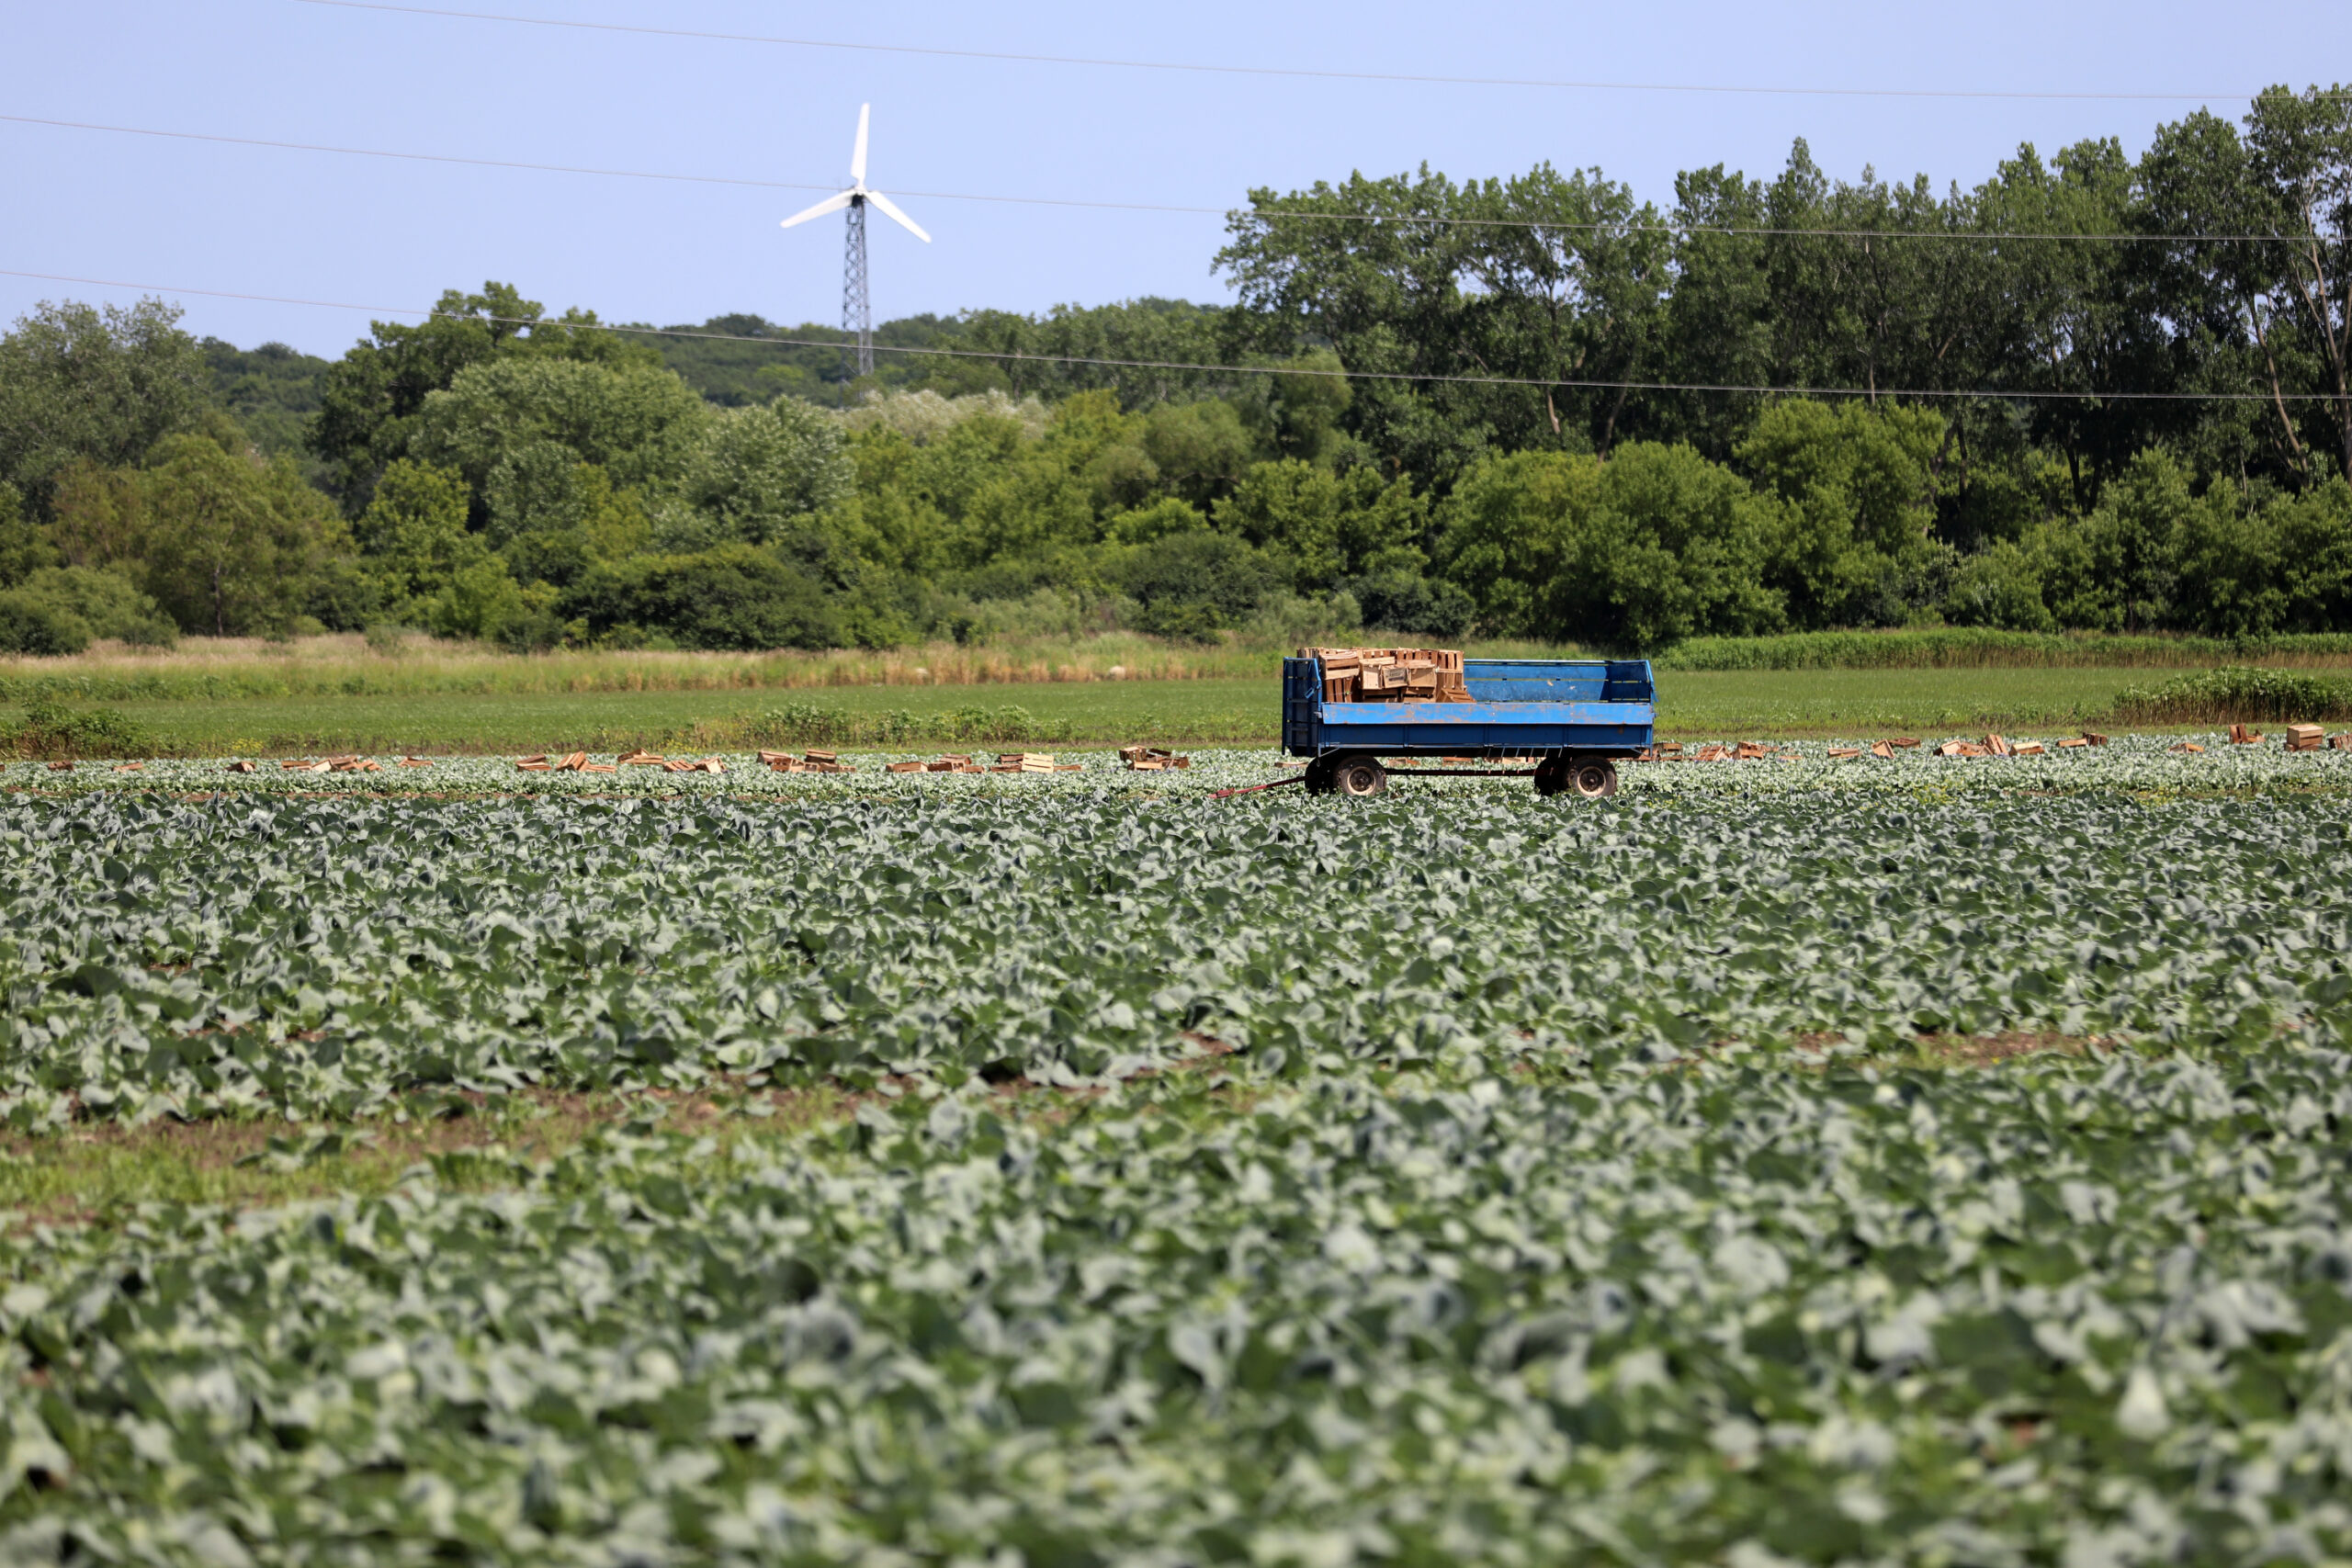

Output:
xmin=201 ymin=338 xmax=333 ymax=463
xmin=2075 ymin=448 xmax=2193 ymax=629
xmin=1212 ymin=460 xmax=1428 ymax=590
xmin=1130 ymin=399 xmax=1260 ymax=510
xmin=1106 ymin=496 xmax=1209 ymax=544
xmin=1439 ymin=444 xmax=1781 ymax=645
xmin=678 ymin=397 xmax=853 ymax=547
xmin=2140 ymin=89 xmax=2352 ymax=486
xmin=2243 ymin=85 xmax=2352 ymax=483
xmin=494 ymin=463 xmax=650 ymax=592
xmin=353 ymin=459 xmax=492 ymax=611
xmin=309 ymin=282 xmax=663 ymax=511
xmin=133 ymin=434 xmax=346 ymax=636
xmin=2171 ymin=489 xmax=2284 ymax=634
xmin=0 ymin=481 xmax=60 ymax=588
xmin=1737 ymin=400 xmax=1947 ymax=626
xmin=411 ymin=355 xmax=708 ymax=505
xmin=0 ymin=299 xmax=210 ymax=516
xmin=1943 ymin=539 xmax=2056 ymax=630
xmin=2272 ymin=478 xmax=2352 ymax=628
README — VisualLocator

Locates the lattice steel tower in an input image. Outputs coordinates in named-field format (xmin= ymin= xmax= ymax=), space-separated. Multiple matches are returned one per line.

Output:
xmin=842 ymin=197 xmax=872 ymax=378
xmin=780 ymin=105 xmax=931 ymax=387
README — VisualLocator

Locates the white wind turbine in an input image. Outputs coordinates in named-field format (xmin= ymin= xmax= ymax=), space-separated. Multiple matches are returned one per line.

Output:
xmin=780 ymin=104 xmax=931 ymax=379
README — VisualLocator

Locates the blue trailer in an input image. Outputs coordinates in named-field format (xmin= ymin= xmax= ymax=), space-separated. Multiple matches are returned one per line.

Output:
xmin=1281 ymin=657 xmax=1656 ymax=797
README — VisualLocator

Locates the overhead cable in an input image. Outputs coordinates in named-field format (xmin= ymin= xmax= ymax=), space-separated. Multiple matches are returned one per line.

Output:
xmin=2 ymin=113 xmax=2324 ymax=246
xmin=6 ymin=265 xmax=2346 ymax=402
xmin=291 ymin=0 xmax=2338 ymax=104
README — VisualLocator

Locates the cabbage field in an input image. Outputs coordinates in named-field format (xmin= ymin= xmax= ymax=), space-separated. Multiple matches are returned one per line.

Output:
xmin=2 ymin=743 xmax=2349 ymax=1563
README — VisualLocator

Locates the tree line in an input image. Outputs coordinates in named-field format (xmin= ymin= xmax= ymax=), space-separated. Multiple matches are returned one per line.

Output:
xmin=0 ymin=85 xmax=2346 ymax=656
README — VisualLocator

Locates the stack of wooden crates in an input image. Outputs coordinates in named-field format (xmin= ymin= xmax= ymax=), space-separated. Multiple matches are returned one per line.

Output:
xmin=1304 ymin=647 xmax=1472 ymax=704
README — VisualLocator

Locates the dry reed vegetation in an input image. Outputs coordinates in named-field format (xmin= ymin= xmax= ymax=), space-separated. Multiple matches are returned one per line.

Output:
xmin=0 ymin=631 xmax=1275 ymax=703
xmin=13 ymin=626 xmax=2352 ymax=712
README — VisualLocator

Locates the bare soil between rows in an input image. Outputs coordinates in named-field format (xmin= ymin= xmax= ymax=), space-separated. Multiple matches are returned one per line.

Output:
xmin=0 ymin=1033 xmax=2109 ymax=1230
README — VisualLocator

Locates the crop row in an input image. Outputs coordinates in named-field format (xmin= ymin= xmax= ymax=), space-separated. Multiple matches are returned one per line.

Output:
xmin=2 ymin=784 xmax=2346 ymax=1123
xmin=10 ymin=735 xmax=2352 ymax=802
xmin=2 ymin=1043 xmax=2347 ymax=1562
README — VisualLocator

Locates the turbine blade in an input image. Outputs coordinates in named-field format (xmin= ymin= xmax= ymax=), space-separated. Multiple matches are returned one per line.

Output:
xmin=865 ymin=189 xmax=931 ymax=243
xmin=779 ymin=190 xmax=854 ymax=229
xmin=850 ymin=103 xmax=870 ymax=185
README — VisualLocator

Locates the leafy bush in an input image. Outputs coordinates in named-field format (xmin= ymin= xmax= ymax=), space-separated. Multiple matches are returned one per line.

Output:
xmin=300 ymin=554 xmax=386 ymax=632
xmin=3 ymin=699 xmax=150 ymax=757
xmin=739 ymin=700 xmax=853 ymax=747
xmin=565 ymin=544 xmax=840 ymax=650
xmin=424 ymin=558 xmax=531 ymax=643
xmin=0 ymin=592 xmax=92 ymax=656
xmin=1942 ymin=538 xmax=2057 ymax=632
xmin=15 ymin=565 xmax=176 ymax=647
xmin=1237 ymin=589 xmax=1362 ymax=649
xmin=361 ymin=622 xmax=412 ymax=657
xmin=1345 ymin=568 xmax=1474 ymax=637
xmin=1110 ymin=532 xmax=1278 ymax=640
xmin=2110 ymin=664 xmax=2352 ymax=723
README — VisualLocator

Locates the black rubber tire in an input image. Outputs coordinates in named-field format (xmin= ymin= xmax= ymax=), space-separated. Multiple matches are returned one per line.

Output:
xmin=1532 ymin=756 xmax=1569 ymax=796
xmin=1571 ymin=759 xmax=1620 ymax=798
xmin=1303 ymin=758 xmax=1337 ymax=795
xmin=1333 ymin=756 xmax=1387 ymax=797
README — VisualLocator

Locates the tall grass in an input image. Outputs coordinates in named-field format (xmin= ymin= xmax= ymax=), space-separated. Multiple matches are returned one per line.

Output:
xmin=2109 ymin=666 xmax=2352 ymax=724
xmin=0 ymin=632 xmax=1276 ymax=705
xmin=1653 ymin=628 xmax=2352 ymax=671
xmin=13 ymin=626 xmax=2352 ymax=709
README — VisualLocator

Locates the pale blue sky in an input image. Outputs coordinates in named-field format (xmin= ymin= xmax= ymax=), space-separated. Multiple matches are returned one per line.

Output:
xmin=2 ymin=1 xmax=2343 ymax=356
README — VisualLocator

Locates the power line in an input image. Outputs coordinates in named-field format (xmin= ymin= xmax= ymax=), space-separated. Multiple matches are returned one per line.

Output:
xmin=6 ymin=265 xmax=2347 ymax=402
xmin=1 ymin=112 xmax=2324 ymax=246
xmin=292 ymin=0 xmax=2337 ymax=104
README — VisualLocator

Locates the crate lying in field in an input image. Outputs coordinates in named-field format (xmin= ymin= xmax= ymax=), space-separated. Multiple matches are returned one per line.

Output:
xmin=2286 ymin=723 xmax=2324 ymax=751
xmin=1120 ymin=745 xmax=1191 ymax=772
xmin=763 ymin=750 xmax=854 ymax=773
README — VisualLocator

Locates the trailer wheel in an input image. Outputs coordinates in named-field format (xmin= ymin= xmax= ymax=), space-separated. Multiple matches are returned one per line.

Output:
xmin=1333 ymin=756 xmax=1387 ymax=797
xmin=1303 ymin=757 xmax=1337 ymax=795
xmin=1534 ymin=756 xmax=1619 ymax=799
